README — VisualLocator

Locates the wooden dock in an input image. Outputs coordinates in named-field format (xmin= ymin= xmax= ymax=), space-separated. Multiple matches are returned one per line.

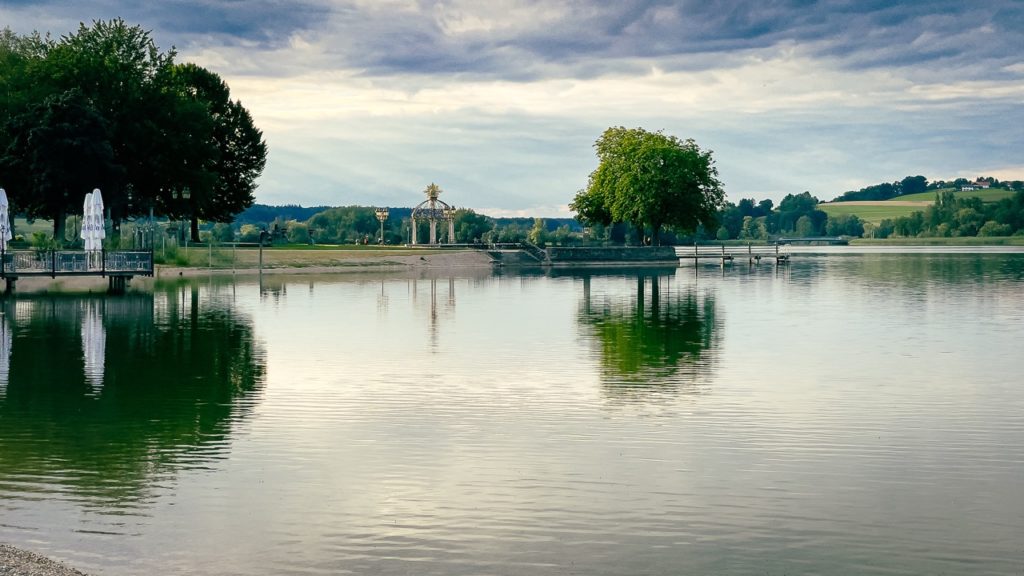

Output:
xmin=675 ymin=244 xmax=790 ymax=264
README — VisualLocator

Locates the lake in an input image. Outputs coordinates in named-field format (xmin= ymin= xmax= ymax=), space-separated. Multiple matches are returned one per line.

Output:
xmin=1 ymin=250 xmax=1022 ymax=575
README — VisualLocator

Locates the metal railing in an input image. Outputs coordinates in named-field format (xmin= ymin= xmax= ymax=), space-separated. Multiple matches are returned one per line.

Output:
xmin=674 ymin=243 xmax=789 ymax=263
xmin=0 ymin=249 xmax=154 ymax=278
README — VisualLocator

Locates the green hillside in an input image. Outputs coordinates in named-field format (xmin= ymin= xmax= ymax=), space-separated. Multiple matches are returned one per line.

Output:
xmin=897 ymin=187 xmax=1014 ymax=203
xmin=819 ymin=204 xmax=924 ymax=225
xmin=821 ymin=187 xmax=1017 ymax=225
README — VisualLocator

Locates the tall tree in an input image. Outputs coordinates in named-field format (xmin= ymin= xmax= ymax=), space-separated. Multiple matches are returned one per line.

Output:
xmin=0 ymin=29 xmax=53 ymax=221
xmin=161 ymin=63 xmax=266 ymax=242
xmin=2 ymin=22 xmax=266 ymax=243
xmin=43 ymin=19 xmax=175 ymax=230
xmin=2 ymin=89 xmax=117 ymax=240
xmin=453 ymin=209 xmax=492 ymax=243
xmin=900 ymin=175 xmax=928 ymax=195
xmin=571 ymin=127 xmax=725 ymax=244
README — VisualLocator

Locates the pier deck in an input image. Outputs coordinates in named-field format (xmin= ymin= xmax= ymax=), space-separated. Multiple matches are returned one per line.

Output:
xmin=1 ymin=249 xmax=154 ymax=293
xmin=676 ymin=244 xmax=790 ymax=264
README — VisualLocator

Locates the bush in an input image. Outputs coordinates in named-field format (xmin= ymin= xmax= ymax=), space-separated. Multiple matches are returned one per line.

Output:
xmin=239 ymin=224 xmax=261 ymax=243
xmin=978 ymin=221 xmax=1012 ymax=237
xmin=211 ymin=223 xmax=235 ymax=243
xmin=31 ymin=231 xmax=58 ymax=250
xmin=286 ymin=222 xmax=310 ymax=244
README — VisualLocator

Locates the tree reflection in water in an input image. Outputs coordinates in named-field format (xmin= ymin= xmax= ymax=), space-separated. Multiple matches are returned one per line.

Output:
xmin=0 ymin=289 xmax=265 ymax=510
xmin=576 ymin=271 xmax=720 ymax=399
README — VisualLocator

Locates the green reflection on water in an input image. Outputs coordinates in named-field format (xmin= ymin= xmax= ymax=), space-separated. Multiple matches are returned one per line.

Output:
xmin=575 ymin=271 xmax=720 ymax=396
xmin=0 ymin=289 xmax=265 ymax=508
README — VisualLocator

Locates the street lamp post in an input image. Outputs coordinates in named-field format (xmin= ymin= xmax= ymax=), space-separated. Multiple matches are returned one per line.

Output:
xmin=258 ymin=229 xmax=269 ymax=274
xmin=177 ymin=188 xmax=191 ymax=244
xmin=375 ymin=207 xmax=389 ymax=244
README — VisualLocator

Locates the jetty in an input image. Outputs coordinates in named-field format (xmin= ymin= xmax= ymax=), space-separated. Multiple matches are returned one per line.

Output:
xmin=775 ymin=236 xmax=848 ymax=245
xmin=1 ymin=249 xmax=154 ymax=294
xmin=675 ymin=244 xmax=790 ymax=265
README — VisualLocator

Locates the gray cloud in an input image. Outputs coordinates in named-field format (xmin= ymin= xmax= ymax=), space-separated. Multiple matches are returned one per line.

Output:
xmin=311 ymin=0 xmax=1024 ymax=81
xmin=2 ymin=0 xmax=330 ymax=49
xmin=4 ymin=0 xmax=1021 ymax=212
xmin=4 ymin=1 xmax=1020 ymax=80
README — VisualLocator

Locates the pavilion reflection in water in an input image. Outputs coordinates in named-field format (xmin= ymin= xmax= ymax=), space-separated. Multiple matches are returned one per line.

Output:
xmin=409 ymin=276 xmax=457 ymax=350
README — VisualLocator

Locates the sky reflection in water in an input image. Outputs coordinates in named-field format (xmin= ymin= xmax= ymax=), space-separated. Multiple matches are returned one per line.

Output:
xmin=0 ymin=253 xmax=1022 ymax=575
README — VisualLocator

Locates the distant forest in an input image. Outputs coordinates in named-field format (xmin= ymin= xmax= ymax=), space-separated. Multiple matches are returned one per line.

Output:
xmin=833 ymin=175 xmax=1023 ymax=202
xmin=221 ymin=173 xmax=1024 ymax=245
xmin=236 ymin=204 xmax=582 ymax=233
xmin=231 ymin=204 xmax=583 ymax=245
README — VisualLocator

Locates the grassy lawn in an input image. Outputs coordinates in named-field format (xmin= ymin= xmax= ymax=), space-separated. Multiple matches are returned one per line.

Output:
xmin=12 ymin=217 xmax=55 ymax=237
xmin=897 ymin=187 xmax=1015 ymax=203
xmin=153 ymin=243 xmax=457 ymax=268
xmin=821 ymin=187 xmax=1018 ymax=225
xmin=819 ymin=203 xmax=925 ymax=225
xmin=269 ymin=243 xmax=438 ymax=251
xmin=851 ymin=236 xmax=1024 ymax=246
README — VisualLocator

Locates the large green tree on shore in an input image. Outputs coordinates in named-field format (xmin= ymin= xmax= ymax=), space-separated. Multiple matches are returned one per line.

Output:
xmin=154 ymin=63 xmax=267 ymax=241
xmin=571 ymin=127 xmax=725 ymax=244
xmin=0 ymin=20 xmax=266 ymax=243
xmin=2 ymin=88 xmax=117 ymax=238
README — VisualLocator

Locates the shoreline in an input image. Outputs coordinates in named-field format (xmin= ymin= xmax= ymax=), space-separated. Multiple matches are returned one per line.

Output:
xmin=5 ymin=250 xmax=499 ymax=293
xmin=0 ymin=544 xmax=89 ymax=576
xmin=159 ymin=249 xmax=497 ymax=277
xmin=3 ymin=243 xmax=1022 ymax=294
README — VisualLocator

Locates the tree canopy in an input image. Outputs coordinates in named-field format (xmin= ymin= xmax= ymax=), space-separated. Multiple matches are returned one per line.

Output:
xmin=570 ymin=127 xmax=725 ymax=244
xmin=0 ymin=20 xmax=266 ymax=242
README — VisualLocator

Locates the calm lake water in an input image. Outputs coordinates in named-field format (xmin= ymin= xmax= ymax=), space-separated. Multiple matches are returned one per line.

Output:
xmin=1 ymin=251 xmax=1022 ymax=575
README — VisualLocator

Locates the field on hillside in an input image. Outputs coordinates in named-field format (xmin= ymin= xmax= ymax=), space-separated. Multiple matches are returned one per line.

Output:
xmin=897 ymin=187 xmax=1015 ymax=203
xmin=821 ymin=187 xmax=1018 ymax=225
xmin=818 ymin=203 xmax=925 ymax=225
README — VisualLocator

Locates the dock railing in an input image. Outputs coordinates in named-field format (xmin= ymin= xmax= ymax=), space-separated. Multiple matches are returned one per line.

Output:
xmin=675 ymin=243 xmax=789 ymax=264
xmin=0 ymin=249 xmax=154 ymax=278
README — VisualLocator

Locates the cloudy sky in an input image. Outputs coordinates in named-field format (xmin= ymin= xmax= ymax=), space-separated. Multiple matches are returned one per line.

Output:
xmin=3 ymin=1 xmax=1023 ymax=216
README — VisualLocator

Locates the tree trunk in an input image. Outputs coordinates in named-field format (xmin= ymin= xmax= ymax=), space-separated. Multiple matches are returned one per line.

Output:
xmin=53 ymin=209 xmax=66 ymax=245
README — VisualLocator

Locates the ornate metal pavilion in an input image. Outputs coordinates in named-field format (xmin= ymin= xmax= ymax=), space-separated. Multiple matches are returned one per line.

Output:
xmin=411 ymin=183 xmax=457 ymax=245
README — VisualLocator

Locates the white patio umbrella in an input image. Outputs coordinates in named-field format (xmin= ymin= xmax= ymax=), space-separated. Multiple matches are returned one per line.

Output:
xmin=0 ymin=188 xmax=12 ymax=252
xmin=92 ymin=187 xmax=105 ymax=242
xmin=81 ymin=191 xmax=94 ymax=250
xmin=90 ymin=188 xmax=106 ymax=251
xmin=81 ymin=300 xmax=106 ymax=395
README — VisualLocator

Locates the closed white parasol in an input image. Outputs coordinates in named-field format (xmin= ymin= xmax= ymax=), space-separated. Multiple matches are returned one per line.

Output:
xmin=0 ymin=188 xmax=12 ymax=252
xmin=90 ymin=188 xmax=106 ymax=251
xmin=81 ymin=191 xmax=94 ymax=250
